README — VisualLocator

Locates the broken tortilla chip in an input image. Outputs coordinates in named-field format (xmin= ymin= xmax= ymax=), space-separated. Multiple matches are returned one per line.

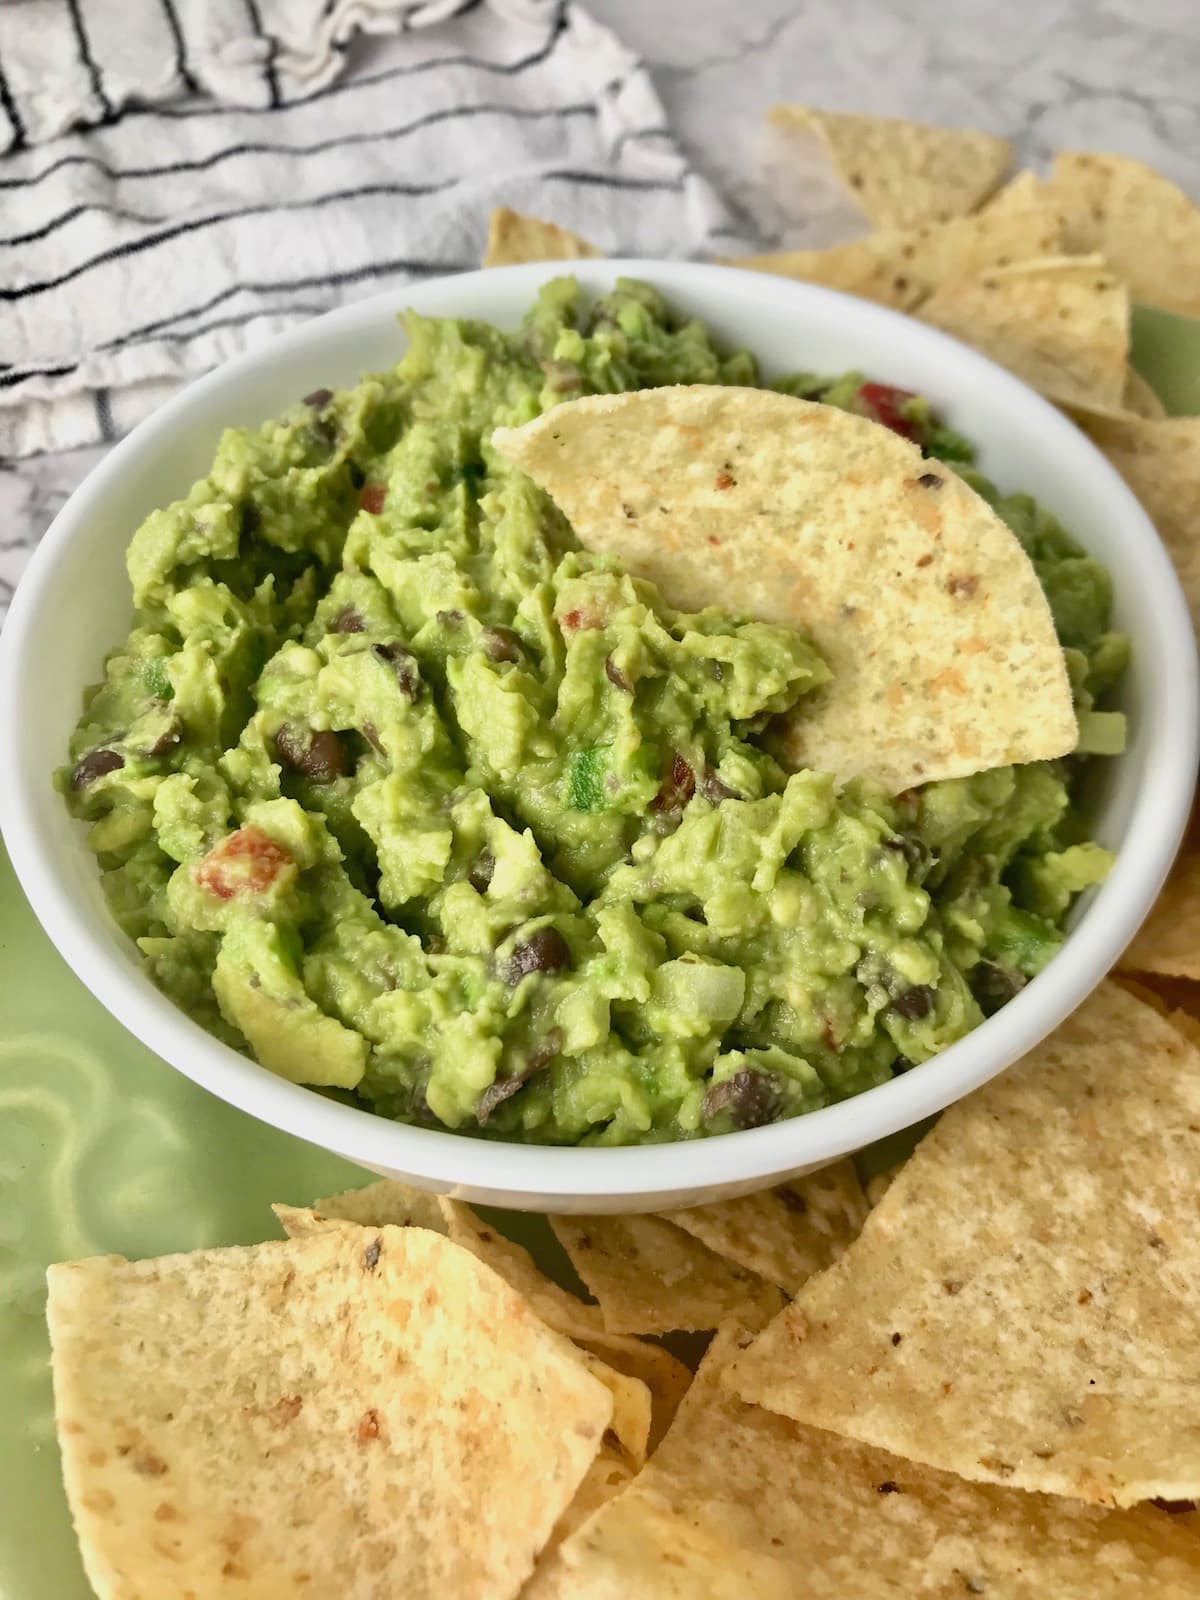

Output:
xmin=276 ymin=1177 xmax=448 ymax=1235
xmin=484 ymin=208 xmax=602 ymax=268
xmin=725 ymin=982 xmax=1200 ymax=1508
xmin=768 ymin=106 xmax=1011 ymax=228
xmin=1046 ymin=152 xmax=1200 ymax=317
xmin=492 ymin=385 xmax=1077 ymax=792
xmin=724 ymin=203 xmax=1063 ymax=311
xmin=46 ymin=1227 xmax=611 ymax=1600
xmin=549 ymin=1213 xmax=785 ymax=1336
xmin=526 ymin=1322 xmax=1200 ymax=1600
xmin=1120 ymin=845 xmax=1200 ymax=981
xmin=1122 ymin=366 xmax=1168 ymax=420
xmin=1076 ymin=414 xmax=1200 ymax=634
xmin=919 ymin=255 xmax=1130 ymax=410
xmin=658 ymin=1161 xmax=867 ymax=1294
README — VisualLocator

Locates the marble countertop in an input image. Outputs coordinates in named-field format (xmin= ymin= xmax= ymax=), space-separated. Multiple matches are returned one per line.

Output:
xmin=2 ymin=0 xmax=1198 ymax=596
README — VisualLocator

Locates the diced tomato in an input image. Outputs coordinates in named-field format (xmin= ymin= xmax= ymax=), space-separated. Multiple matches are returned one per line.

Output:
xmin=857 ymin=382 xmax=920 ymax=441
xmin=196 ymin=825 xmax=292 ymax=900
xmin=560 ymin=606 xmax=604 ymax=632
xmin=360 ymin=483 xmax=386 ymax=515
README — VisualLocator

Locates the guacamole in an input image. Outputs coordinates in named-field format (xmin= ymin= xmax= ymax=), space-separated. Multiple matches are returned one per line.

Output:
xmin=62 ymin=279 xmax=1127 ymax=1144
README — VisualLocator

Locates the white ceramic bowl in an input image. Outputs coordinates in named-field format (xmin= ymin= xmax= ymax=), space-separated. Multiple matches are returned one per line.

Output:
xmin=2 ymin=262 xmax=1196 ymax=1212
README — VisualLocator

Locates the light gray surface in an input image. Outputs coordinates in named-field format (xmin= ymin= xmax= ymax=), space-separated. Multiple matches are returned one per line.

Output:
xmin=2 ymin=0 xmax=1197 ymax=584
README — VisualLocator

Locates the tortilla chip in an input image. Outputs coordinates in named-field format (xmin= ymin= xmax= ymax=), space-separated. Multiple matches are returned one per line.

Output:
xmin=484 ymin=208 xmax=602 ymax=268
xmin=726 ymin=982 xmax=1200 ymax=1508
xmin=276 ymin=1177 xmax=448 ymax=1235
xmin=527 ymin=1323 xmax=1199 ymax=1600
xmin=493 ymin=386 xmax=1077 ymax=792
xmin=535 ymin=1445 xmax=635 ymax=1569
xmin=979 ymin=169 xmax=1047 ymax=216
xmin=278 ymin=1197 xmax=655 ymax=1466
xmin=1121 ymin=845 xmax=1200 ymax=981
xmin=1076 ymin=415 xmax=1200 ymax=633
xmin=439 ymin=1201 xmax=687 ymax=1456
xmin=1046 ymin=152 xmax=1200 ymax=317
xmin=725 ymin=203 xmax=1063 ymax=311
xmin=548 ymin=1214 xmax=784 ymax=1336
xmin=768 ymin=106 xmax=1011 ymax=228
xmin=1122 ymin=366 xmax=1168 ymax=419
xmin=919 ymin=255 xmax=1130 ymax=410
xmin=46 ymin=1228 xmax=611 ymax=1600
xmin=658 ymin=1161 xmax=867 ymax=1294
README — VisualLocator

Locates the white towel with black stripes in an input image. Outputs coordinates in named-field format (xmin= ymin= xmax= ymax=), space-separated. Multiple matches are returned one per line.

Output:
xmin=0 ymin=0 xmax=745 ymax=458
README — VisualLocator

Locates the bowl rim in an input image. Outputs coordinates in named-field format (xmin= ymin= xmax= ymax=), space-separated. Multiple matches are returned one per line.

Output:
xmin=2 ymin=259 xmax=1197 ymax=1205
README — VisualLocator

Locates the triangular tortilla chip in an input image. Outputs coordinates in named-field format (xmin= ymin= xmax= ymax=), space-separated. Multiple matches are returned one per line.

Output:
xmin=726 ymin=982 xmax=1200 ymax=1508
xmin=484 ymin=208 xmax=602 ymax=267
xmin=658 ymin=1161 xmax=867 ymax=1293
xmin=492 ymin=386 xmax=1077 ymax=792
xmin=527 ymin=1323 xmax=1200 ymax=1600
xmin=278 ymin=1177 xmax=448 ymax=1234
xmin=724 ymin=203 xmax=1063 ymax=311
xmin=46 ymin=1228 xmax=611 ymax=1600
xmin=980 ymin=168 xmax=1048 ymax=216
xmin=768 ymin=106 xmax=1011 ymax=227
xmin=1120 ymin=844 xmax=1200 ymax=981
xmin=1046 ymin=152 xmax=1200 ymax=316
xmin=1076 ymin=414 xmax=1200 ymax=634
xmin=275 ymin=1198 xmax=655 ymax=1467
xmin=919 ymin=255 xmax=1130 ymax=410
xmin=548 ymin=1213 xmax=785 ymax=1336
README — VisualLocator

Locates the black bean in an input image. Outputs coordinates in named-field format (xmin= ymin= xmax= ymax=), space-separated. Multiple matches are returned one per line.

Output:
xmin=882 ymin=833 xmax=928 ymax=876
xmin=275 ymin=725 xmax=347 ymax=782
xmin=605 ymin=653 xmax=633 ymax=694
xmin=505 ymin=926 xmax=572 ymax=984
xmin=476 ymin=1027 xmax=564 ymax=1124
xmin=701 ymin=1070 xmax=780 ymax=1130
xmin=70 ymin=747 xmax=124 ymax=790
xmin=481 ymin=626 xmax=523 ymax=664
xmin=304 ymin=387 xmax=334 ymax=409
xmin=891 ymin=985 xmax=934 ymax=1021
xmin=971 ymin=960 xmax=1025 ymax=1017
xmin=699 ymin=766 xmax=739 ymax=803
xmin=332 ymin=607 xmax=365 ymax=634
xmin=468 ymin=852 xmax=495 ymax=894
xmin=141 ymin=720 xmax=182 ymax=759
xmin=372 ymin=643 xmax=420 ymax=701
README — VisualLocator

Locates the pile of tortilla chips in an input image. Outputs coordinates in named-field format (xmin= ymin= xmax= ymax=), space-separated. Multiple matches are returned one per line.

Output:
xmin=47 ymin=977 xmax=1200 ymax=1596
xmin=482 ymin=114 xmax=1200 ymax=637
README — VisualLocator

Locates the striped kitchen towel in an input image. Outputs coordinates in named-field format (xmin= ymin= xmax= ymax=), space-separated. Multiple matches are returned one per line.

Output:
xmin=0 ymin=0 xmax=745 ymax=458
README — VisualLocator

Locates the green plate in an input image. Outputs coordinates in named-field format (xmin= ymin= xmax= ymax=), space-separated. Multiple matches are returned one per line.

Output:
xmin=1131 ymin=304 xmax=1200 ymax=417
xmin=3 ymin=313 xmax=1196 ymax=1595
xmin=0 ymin=840 xmax=370 ymax=1599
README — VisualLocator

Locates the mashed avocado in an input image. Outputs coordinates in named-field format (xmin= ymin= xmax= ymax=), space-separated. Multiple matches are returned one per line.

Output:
xmin=62 ymin=279 xmax=1126 ymax=1144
